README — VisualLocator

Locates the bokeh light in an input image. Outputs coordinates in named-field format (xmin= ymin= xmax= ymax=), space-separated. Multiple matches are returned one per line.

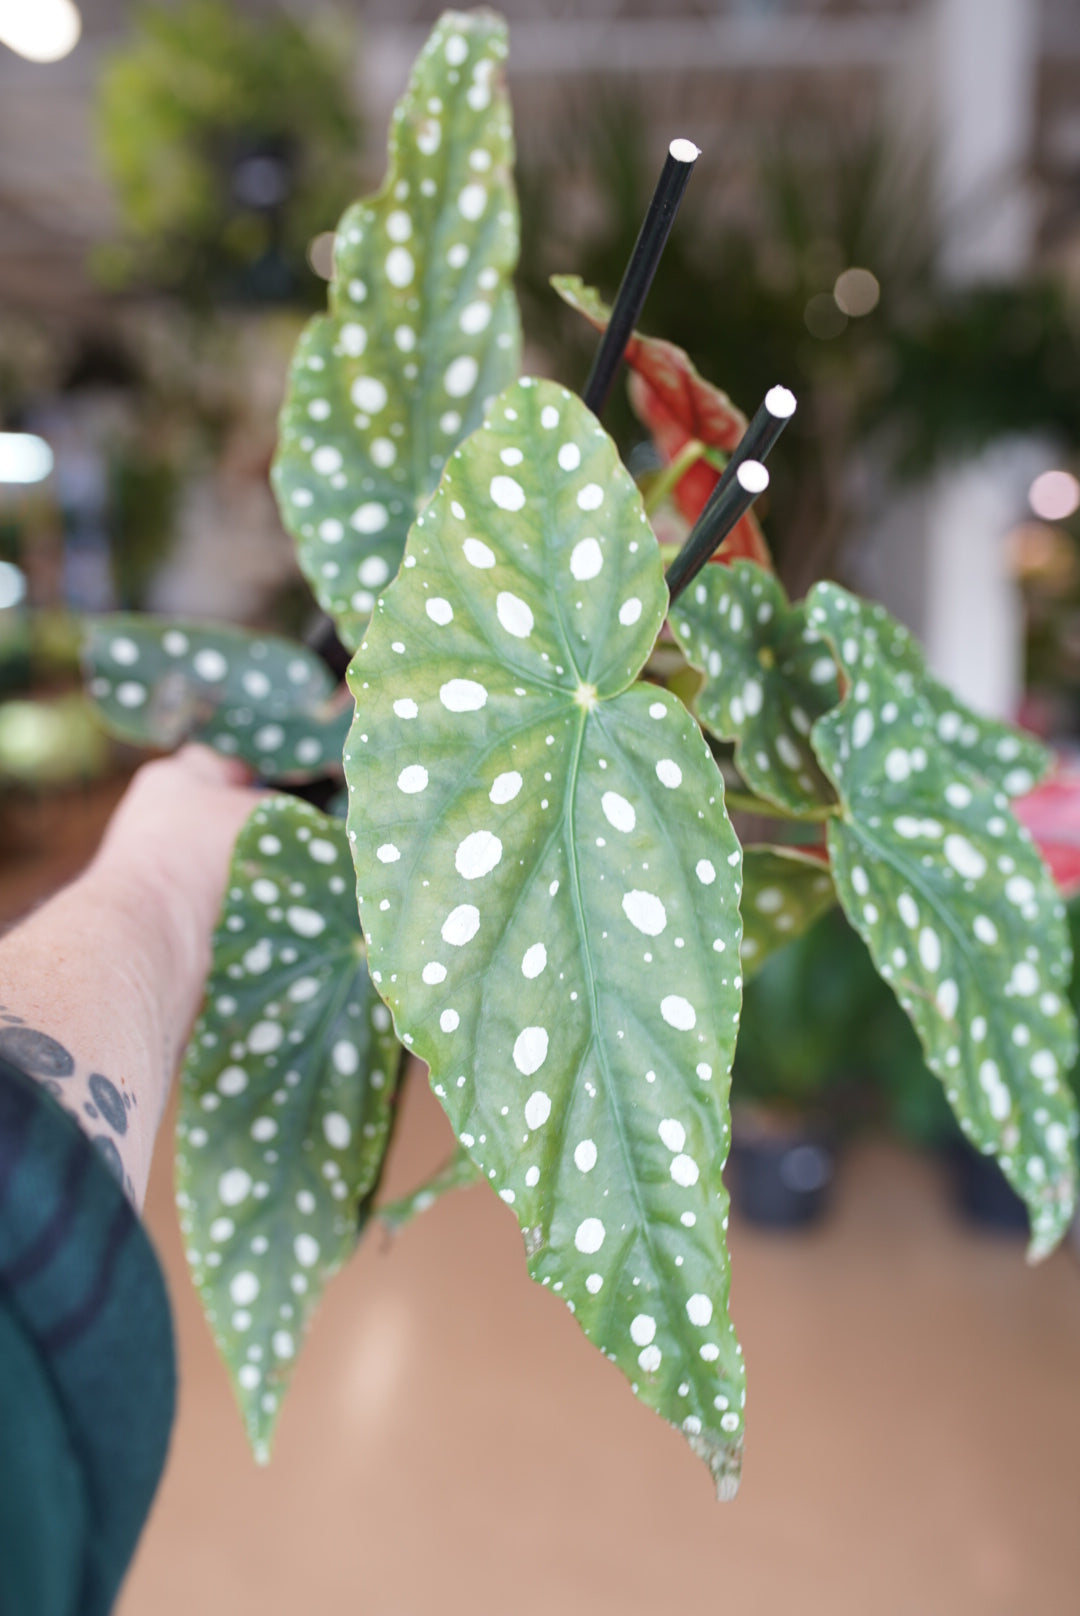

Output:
xmin=804 ymin=293 xmax=847 ymax=340
xmin=306 ymin=231 xmax=337 ymax=281
xmin=0 ymin=560 xmax=26 ymax=609
xmin=0 ymin=432 xmax=54 ymax=483
xmin=1029 ymin=469 xmax=1080 ymax=522
xmin=0 ymin=0 xmax=81 ymax=63
xmin=834 ymin=267 xmax=881 ymax=317
xmin=1006 ymin=522 xmax=1078 ymax=590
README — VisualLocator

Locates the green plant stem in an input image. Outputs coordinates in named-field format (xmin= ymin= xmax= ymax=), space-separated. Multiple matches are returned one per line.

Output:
xmin=724 ymin=788 xmax=835 ymax=823
xmin=376 ymin=1143 xmax=481 ymax=1235
xmin=643 ymin=438 xmax=707 ymax=516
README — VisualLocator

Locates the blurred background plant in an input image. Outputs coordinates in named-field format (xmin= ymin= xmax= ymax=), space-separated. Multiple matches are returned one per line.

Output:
xmin=94 ymin=0 xmax=361 ymax=307
xmin=517 ymin=94 xmax=1080 ymax=601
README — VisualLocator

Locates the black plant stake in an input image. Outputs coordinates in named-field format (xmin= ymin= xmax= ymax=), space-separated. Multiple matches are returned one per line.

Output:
xmin=666 ymin=387 xmax=797 ymax=602
xmin=581 ymin=138 xmax=700 ymax=417
xmin=666 ymin=461 xmax=770 ymax=602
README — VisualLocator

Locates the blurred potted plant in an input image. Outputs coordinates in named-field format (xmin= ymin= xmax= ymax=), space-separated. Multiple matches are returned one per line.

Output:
xmin=729 ymin=908 xmax=861 ymax=1227
xmin=95 ymin=0 xmax=361 ymax=309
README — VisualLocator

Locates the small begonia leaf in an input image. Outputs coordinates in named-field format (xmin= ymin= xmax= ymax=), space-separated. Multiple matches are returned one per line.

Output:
xmin=551 ymin=273 xmax=769 ymax=565
xmin=177 ymin=797 xmax=400 ymax=1458
xmin=272 ymin=12 xmax=521 ymax=649
xmin=377 ymin=1143 xmax=481 ymax=1236
xmin=346 ymin=376 xmax=747 ymax=1496
xmin=853 ymin=597 xmax=1051 ymax=799
xmin=806 ymin=582 xmax=1079 ymax=1258
xmin=741 ymin=846 xmax=835 ymax=978
xmin=84 ymin=615 xmax=349 ymax=777
xmin=669 ymin=560 xmax=839 ymax=816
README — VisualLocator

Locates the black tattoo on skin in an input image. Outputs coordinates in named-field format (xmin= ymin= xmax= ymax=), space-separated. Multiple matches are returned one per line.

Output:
xmin=88 ymin=1072 xmax=128 ymax=1135
xmin=1 ymin=1022 xmax=136 ymax=1200
xmin=0 ymin=1026 xmax=75 ymax=1077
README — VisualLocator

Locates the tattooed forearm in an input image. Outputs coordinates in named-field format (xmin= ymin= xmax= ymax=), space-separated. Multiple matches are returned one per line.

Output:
xmin=0 ymin=1015 xmax=139 ymax=1204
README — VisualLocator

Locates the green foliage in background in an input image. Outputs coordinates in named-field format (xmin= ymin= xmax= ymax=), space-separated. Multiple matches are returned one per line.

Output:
xmin=518 ymin=101 xmax=1080 ymax=598
xmin=736 ymin=904 xmax=955 ymax=1145
xmin=96 ymin=0 xmax=360 ymax=305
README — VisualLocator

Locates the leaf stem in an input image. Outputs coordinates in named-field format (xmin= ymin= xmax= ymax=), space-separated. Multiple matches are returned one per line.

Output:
xmin=724 ymin=788 xmax=835 ymax=823
xmin=643 ymin=438 xmax=707 ymax=516
xmin=376 ymin=1143 xmax=480 ymax=1235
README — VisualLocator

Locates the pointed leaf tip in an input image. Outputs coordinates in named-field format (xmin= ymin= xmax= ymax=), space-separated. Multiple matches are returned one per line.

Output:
xmin=178 ymin=796 xmax=400 ymax=1455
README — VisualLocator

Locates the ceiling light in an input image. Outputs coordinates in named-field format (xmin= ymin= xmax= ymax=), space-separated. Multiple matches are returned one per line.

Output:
xmin=0 ymin=433 xmax=53 ymax=483
xmin=0 ymin=0 xmax=82 ymax=63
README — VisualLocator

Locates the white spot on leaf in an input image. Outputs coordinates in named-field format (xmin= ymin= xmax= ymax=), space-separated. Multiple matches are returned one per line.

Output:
xmin=496 ymin=591 xmax=534 ymax=638
xmin=513 ymin=1026 xmax=549 ymax=1076
xmin=455 ymin=830 xmax=503 ymax=880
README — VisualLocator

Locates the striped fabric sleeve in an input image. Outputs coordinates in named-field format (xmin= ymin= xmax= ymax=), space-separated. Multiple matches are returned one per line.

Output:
xmin=0 ymin=1054 xmax=176 ymax=1616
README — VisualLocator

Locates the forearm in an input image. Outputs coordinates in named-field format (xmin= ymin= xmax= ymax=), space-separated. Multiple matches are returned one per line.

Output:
xmin=0 ymin=747 xmax=257 ymax=1210
xmin=0 ymin=860 xmax=209 ymax=1208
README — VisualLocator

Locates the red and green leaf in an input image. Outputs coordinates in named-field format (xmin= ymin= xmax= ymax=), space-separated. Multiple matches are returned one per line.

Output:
xmin=551 ymin=273 xmax=770 ymax=567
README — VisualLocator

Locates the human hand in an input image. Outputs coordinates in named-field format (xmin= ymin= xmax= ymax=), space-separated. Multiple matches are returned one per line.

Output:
xmin=0 ymin=747 xmax=262 ymax=1205
xmin=91 ymin=744 xmax=261 ymax=994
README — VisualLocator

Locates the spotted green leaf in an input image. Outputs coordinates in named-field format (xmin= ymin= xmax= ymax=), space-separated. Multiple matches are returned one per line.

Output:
xmin=741 ymin=847 xmax=836 ymax=978
xmin=377 ymin=1143 xmax=481 ymax=1236
xmin=271 ymin=11 xmax=520 ymax=649
xmin=177 ymin=797 xmax=400 ymax=1458
xmin=669 ymin=561 xmax=839 ymax=816
xmin=806 ymin=582 xmax=1079 ymax=1257
xmin=851 ymin=596 xmax=1050 ymax=798
xmin=83 ymin=616 xmax=349 ymax=777
xmin=345 ymin=376 xmax=747 ymax=1496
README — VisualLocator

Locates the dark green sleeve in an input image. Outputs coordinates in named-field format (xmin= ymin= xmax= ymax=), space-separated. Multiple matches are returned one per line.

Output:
xmin=0 ymin=1055 xmax=176 ymax=1616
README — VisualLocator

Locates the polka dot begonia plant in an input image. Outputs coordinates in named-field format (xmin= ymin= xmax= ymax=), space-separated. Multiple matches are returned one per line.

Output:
xmin=740 ymin=847 xmax=836 ymax=977
xmin=83 ymin=617 xmax=351 ymax=776
xmin=271 ymin=11 xmax=520 ymax=650
xmin=177 ymin=798 xmax=399 ymax=1456
xmin=80 ymin=6 xmax=1079 ymax=1497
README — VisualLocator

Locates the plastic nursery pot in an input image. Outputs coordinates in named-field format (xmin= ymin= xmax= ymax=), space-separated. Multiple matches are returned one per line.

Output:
xmin=943 ymin=1137 xmax=1029 ymax=1234
xmin=727 ymin=1106 xmax=836 ymax=1230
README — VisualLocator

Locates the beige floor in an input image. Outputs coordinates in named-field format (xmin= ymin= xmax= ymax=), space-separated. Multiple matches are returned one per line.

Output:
xmin=116 ymin=1070 xmax=1080 ymax=1616
xmin=6 ymin=785 xmax=1080 ymax=1614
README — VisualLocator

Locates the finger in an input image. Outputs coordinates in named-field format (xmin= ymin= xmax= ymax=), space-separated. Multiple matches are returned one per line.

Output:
xmin=174 ymin=743 xmax=254 ymax=789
